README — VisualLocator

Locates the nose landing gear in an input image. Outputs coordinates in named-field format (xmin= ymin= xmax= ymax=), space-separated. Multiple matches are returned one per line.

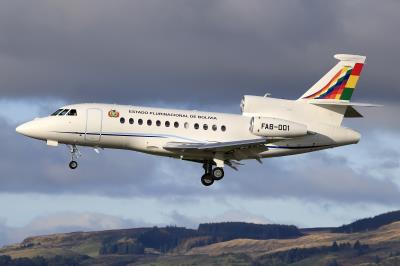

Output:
xmin=68 ymin=145 xmax=81 ymax=170
xmin=69 ymin=160 xmax=78 ymax=169
xmin=201 ymin=162 xmax=224 ymax=186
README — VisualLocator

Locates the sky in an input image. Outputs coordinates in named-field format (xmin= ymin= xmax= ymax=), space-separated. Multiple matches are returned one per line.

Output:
xmin=0 ymin=0 xmax=400 ymax=246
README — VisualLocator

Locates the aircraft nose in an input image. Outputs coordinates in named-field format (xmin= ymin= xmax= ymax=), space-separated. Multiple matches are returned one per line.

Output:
xmin=16 ymin=122 xmax=29 ymax=135
xmin=16 ymin=120 xmax=42 ymax=138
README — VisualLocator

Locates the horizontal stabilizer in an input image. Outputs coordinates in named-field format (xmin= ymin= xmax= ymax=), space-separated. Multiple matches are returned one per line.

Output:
xmin=307 ymin=99 xmax=382 ymax=107
xmin=307 ymin=99 xmax=381 ymax=119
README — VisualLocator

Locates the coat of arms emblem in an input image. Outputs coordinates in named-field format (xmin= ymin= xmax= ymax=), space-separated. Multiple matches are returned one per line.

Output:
xmin=108 ymin=110 xmax=120 ymax=118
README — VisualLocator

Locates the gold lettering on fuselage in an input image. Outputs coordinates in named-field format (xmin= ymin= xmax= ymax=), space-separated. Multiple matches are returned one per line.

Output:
xmin=128 ymin=109 xmax=217 ymax=120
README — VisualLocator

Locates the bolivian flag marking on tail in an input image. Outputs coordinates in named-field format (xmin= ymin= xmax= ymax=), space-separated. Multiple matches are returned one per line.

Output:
xmin=304 ymin=63 xmax=364 ymax=101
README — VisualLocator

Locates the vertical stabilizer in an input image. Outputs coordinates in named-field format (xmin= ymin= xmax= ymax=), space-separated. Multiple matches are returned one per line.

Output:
xmin=299 ymin=54 xmax=366 ymax=101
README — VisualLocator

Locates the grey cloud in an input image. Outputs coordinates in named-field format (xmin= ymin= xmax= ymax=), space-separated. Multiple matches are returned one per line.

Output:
xmin=222 ymin=152 xmax=400 ymax=205
xmin=0 ymin=209 xmax=271 ymax=246
xmin=0 ymin=0 xmax=399 ymax=105
xmin=374 ymin=146 xmax=400 ymax=170
xmin=168 ymin=209 xmax=272 ymax=229
xmin=348 ymin=104 xmax=400 ymax=132
xmin=380 ymin=160 xmax=399 ymax=169
xmin=168 ymin=211 xmax=199 ymax=229
xmin=0 ymin=212 xmax=144 ymax=246
xmin=1 ymin=1 xmax=400 ymax=245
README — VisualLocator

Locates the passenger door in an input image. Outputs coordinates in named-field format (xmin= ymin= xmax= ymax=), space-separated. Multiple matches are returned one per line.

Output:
xmin=85 ymin=108 xmax=102 ymax=142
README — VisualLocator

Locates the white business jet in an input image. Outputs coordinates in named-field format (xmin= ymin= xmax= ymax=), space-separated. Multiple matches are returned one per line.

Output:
xmin=16 ymin=54 xmax=378 ymax=186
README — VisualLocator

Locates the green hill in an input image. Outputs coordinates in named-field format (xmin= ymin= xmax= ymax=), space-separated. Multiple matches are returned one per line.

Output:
xmin=1 ymin=212 xmax=400 ymax=265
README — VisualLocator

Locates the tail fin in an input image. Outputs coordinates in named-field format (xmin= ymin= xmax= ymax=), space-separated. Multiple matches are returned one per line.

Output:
xmin=299 ymin=54 xmax=366 ymax=101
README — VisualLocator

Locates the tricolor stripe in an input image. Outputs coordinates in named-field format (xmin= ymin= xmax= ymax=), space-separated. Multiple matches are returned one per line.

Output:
xmin=340 ymin=63 xmax=364 ymax=100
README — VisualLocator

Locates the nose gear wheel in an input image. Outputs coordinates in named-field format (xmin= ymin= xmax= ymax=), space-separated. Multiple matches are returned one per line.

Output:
xmin=67 ymin=145 xmax=81 ymax=170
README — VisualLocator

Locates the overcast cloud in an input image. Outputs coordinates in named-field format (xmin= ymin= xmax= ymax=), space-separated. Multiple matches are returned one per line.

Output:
xmin=0 ymin=0 xmax=399 ymax=104
xmin=0 ymin=0 xmax=399 ymax=247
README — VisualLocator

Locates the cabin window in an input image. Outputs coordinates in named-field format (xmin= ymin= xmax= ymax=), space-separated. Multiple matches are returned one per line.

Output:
xmin=194 ymin=123 xmax=199 ymax=130
xmin=129 ymin=118 xmax=134 ymax=124
xmin=165 ymin=121 xmax=170 ymax=127
xmin=147 ymin=119 xmax=152 ymax=126
xmin=138 ymin=119 xmax=143 ymax=125
xmin=212 ymin=125 xmax=217 ymax=131
xmin=67 ymin=109 xmax=77 ymax=116
xmin=59 ymin=109 xmax=69 ymax=116
xmin=174 ymin=121 xmax=179 ymax=128
xmin=156 ymin=120 xmax=161 ymax=126
xmin=120 ymin=117 xmax=125 ymax=124
xmin=203 ymin=124 xmax=208 ymax=130
xmin=51 ymin=109 xmax=63 ymax=116
xmin=221 ymin=125 xmax=226 ymax=132
xmin=184 ymin=122 xmax=189 ymax=129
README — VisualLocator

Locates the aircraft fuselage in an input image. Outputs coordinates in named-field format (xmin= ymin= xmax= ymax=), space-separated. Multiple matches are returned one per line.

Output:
xmin=16 ymin=103 xmax=360 ymax=163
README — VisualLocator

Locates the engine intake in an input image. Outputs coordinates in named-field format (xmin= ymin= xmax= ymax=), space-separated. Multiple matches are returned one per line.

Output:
xmin=250 ymin=117 xmax=308 ymax=138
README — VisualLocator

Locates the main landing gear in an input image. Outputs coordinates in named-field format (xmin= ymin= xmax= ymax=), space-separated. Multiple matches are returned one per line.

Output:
xmin=201 ymin=162 xmax=224 ymax=186
xmin=68 ymin=144 xmax=81 ymax=170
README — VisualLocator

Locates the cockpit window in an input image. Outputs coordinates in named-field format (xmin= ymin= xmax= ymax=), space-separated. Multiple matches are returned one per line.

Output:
xmin=67 ymin=109 xmax=77 ymax=116
xmin=58 ymin=109 xmax=70 ymax=116
xmin=51 ymin=109 xmax=63 ymax=116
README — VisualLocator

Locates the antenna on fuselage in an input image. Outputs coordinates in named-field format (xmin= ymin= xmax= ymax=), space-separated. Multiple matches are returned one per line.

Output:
xmin=264 ymin=93 xmax=272 ymax=97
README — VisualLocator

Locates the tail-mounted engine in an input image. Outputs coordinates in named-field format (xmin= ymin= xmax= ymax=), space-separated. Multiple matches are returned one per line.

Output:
xmin=250 ymin=117 xmax=308 ymax=138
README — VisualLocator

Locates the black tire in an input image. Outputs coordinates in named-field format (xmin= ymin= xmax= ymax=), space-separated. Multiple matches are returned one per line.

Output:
xmin=212 ymin=167 xmax=224 ymax=181
xmin=201 ymin=174 xmax=214 ymax=186
xmin=69 ymin=160 xmax=78 ymax=170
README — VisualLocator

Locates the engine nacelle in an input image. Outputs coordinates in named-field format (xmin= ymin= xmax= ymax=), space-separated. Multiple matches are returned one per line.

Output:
xmin=250 ymin=117 xmax=308 ymax=138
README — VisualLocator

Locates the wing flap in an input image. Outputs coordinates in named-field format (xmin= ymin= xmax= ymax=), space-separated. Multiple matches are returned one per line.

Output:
xmin=164 ymin=138 xmax=267 ymax=152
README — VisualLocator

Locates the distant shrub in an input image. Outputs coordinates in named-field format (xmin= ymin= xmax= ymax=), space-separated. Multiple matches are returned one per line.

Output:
xmin=100 ymin=240 xmax=145 ymax=255
xmin=257 ymin=241 xmax=353 ymax=265
xmin=137 ymin=227 xmax=198 ymax=253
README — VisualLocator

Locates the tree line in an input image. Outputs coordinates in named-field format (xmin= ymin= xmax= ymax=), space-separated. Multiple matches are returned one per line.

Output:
xmin=100 ymin=222 xmax=302 ymax=254
xmin=332 ymin=210 xmax=400 ymax=233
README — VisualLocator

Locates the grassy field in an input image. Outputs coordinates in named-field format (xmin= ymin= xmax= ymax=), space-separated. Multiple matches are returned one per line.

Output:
xmin=187 ymin=222 xmax=400 ymax=257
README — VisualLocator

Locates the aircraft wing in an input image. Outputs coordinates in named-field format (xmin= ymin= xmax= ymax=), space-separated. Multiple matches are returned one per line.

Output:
xmin=164 ymin=138 xmax=267 ymax=152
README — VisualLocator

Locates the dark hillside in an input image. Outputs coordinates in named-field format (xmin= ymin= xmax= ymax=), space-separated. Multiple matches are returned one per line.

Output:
xmin=2 ymin=212 xmax=400 ymax=266
xmin=332 ymin=210 xmax=400 ymax=233
xmin=198 ymin=222 xmax=302 ymax=241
